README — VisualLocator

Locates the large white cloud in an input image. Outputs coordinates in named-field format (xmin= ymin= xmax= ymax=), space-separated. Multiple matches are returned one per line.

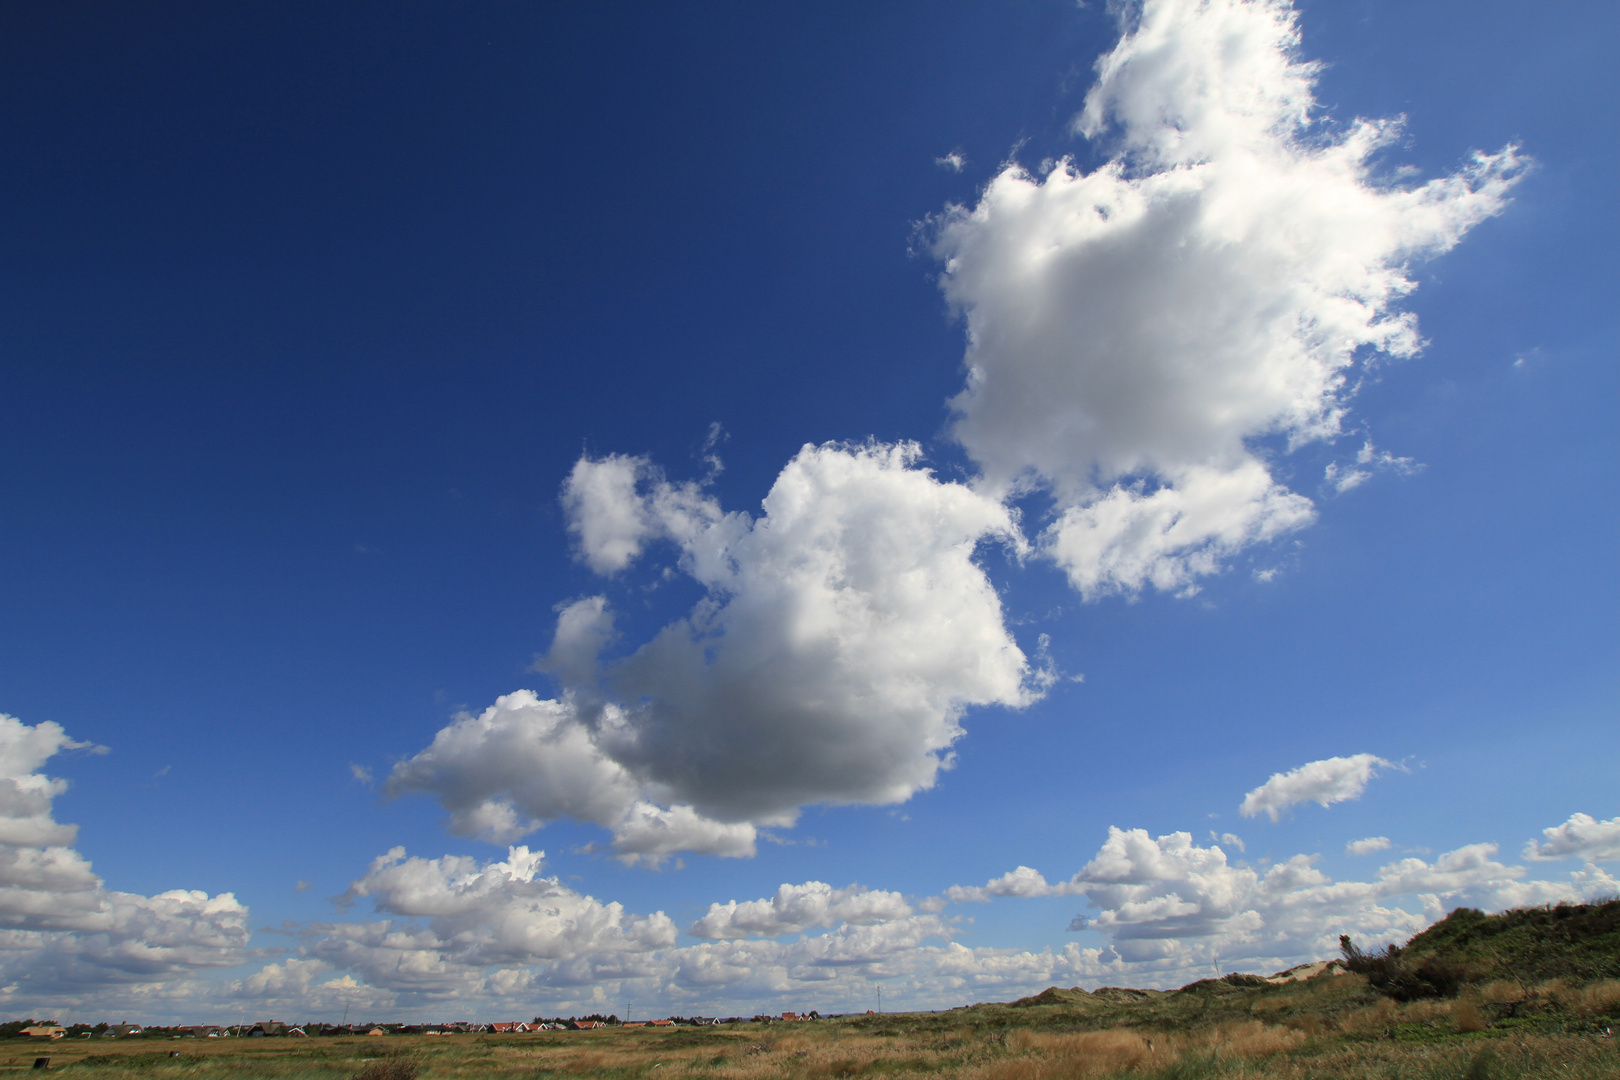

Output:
xmin=690 ymin=881 xmax=913 ymax=939
xmin=392 ymin=442 xmax=1042 ymax=858
xmin=607 ymin=442 xmax=1038 ymax=820
xmin=0 ymin=716 xmax=101 ymax=850
xmin=285 ymin=845 xmax=687 ymax=1005
xmin=0 ymin=714 xmax=250 ymax=1008
xmin=932 ymin=0 xmax=1525 ymax=596
xmin=1239 ymin=753 xmax=1391 ymax=821
xmin=945 ymin=865 xmax=1082 ymax=904
xmin=321 ymin=845 xmax=677 ymax=984
xmin=227 ymin=958 xmax=396 ymax=1016
xmin=1522 ymin=813 xmax=1620 ymax=863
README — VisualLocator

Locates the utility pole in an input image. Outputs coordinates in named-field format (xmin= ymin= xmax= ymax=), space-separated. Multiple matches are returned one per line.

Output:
xmin=876 ymin=985 xmax=882 ymax=1014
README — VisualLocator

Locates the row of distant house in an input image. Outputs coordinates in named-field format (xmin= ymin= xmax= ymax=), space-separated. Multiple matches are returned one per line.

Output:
xmin=14 ymin=1012 xmax=824 ymax=1040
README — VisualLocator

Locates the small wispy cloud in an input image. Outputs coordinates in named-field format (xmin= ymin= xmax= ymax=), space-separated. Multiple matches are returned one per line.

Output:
xmin=349 ymin=764 xmax=374 ymax=788
xmin=1326 ymin=441 xmax=1422 ymax=494
xmin=700 ymin=420 xmax=728 ymax=478
xmin=934 ymin=150 xmax=966 ymax=172
xmin=1512 ymin=347 xmax=1544 ymax=370
xmin=1346 ymin=836 xmax=1392 ymax=856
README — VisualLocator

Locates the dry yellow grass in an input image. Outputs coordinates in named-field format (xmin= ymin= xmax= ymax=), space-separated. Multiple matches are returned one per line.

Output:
xmin=1480 ymin=979 xmax=1527 ymax=1005
xmin=1556 ymin=978 xmax=1620 ymax=1018
xmin=1395 ymin=998 xmax=1450 ymax=1024
xmin=21 ymin=973 xmax=1620 ymax=1080
xmin=977 ymin=1029 xmax=1160 ymax=1080
xmin=1452 ymin=995 xmax=1488 ymax=1033
xmin=1202 ymin=1019 xmax=1304 ymax=1057
xmin=1337 ymin=997 xmax=1396 ymax=1034
xmin=965 ymin=1018 xmax=1304 ymax=1080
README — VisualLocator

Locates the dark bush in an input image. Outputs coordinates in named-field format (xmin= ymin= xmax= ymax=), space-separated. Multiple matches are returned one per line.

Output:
xmin=1339 ymin=935 xmax=1466 ymax=1000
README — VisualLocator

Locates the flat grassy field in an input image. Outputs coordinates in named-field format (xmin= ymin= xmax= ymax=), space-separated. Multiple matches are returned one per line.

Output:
xmin=7 ymin=971 xmax=1618 ymax=1080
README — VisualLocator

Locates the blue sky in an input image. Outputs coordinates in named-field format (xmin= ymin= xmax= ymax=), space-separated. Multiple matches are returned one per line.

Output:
xmin=0 ymin=0 xmax=1615 ymax=1022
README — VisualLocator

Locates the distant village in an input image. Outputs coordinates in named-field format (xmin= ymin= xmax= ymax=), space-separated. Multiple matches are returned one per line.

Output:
xmin=3 ymin=1012 xmax=832 ymax=1040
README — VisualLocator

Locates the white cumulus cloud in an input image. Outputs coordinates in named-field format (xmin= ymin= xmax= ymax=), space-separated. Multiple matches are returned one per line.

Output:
xmin=690 ymin=881 xmax=913 ymax=939
xmin=1523 ymin=813 xmax=1620 ymax=863
xmin=945 ymin=865 xmax=1081 ymax=904
xmin=953 ymin=824 xmax=1617 ymax=974
xmin=561 ymin=454 xmax=658 ymax=576
xmin=384 ymin=691 xmax=755 ymax=863
xmin=1239 ymin=753 xmax=1391 ymax=821
xmin=1346 ymin=836 xmax=1392 ymax=856
xmin=0 ymin=714 xmax=250 ymax=1009
xmin=393 ymin=442 xmax=1042 ymax=858
xmin=300 ymin=846 xmax=682 ymax=1000
xmin=229 ymin=958 xmax=396 ymax=1015
xmin=333 ymin=845 xmax=678 ymax=970
xmin=932 ymin=0 xmax=1525 ymax=597
xmin=606 ymin=442 xmax=1038 ymax=822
